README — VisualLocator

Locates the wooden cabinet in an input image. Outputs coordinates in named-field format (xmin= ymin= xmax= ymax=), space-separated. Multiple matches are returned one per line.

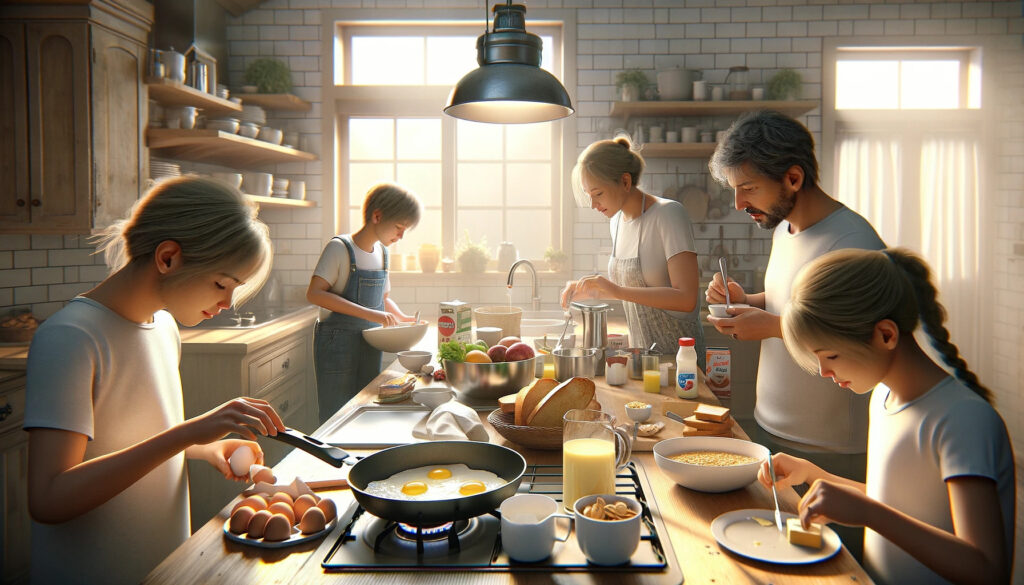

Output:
xmin=0 ymin=0 xmax=153 ymax=234
xmin=179 ymin=323 xmax=317 ymax=531
xmin=609 ymin=99 xmax=819 ymax=158
xmin=0 ymin=372 xmax=29 ymax=585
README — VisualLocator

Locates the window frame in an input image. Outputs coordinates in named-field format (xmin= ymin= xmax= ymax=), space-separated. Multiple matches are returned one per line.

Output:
xmin=320 ymin=9 xmax=577 ymax=270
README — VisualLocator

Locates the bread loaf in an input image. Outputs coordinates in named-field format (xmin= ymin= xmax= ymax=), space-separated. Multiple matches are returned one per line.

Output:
xmin=514 ymin=378 xmax=558 ymax=426
xmin=526 ymin=377 xmax=596 ymax=428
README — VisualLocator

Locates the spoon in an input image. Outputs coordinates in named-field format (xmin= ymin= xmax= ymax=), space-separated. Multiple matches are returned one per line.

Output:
xmin=718 ymin=256 xmax=731 ymax=308
xmin=554 ymin=293 xmax=574 ymax=352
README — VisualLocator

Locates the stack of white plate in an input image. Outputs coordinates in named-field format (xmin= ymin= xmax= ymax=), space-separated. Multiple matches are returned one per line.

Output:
xmin=239 ymin=105 xmax=266 ymax=125
xmin=151 ymin=159 xmax=181 ymax=180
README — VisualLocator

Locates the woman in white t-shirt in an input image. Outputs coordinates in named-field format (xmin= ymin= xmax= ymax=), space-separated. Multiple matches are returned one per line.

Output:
xmin=307 ymin=183 xmax=422 ymax=423
xmin=23 ymin=177 xmax=287 ymax=585
xmin=764 ymin=247 xmax=1014 ymax=585
xmin=560 ymin=136 xmax=704 ymax=367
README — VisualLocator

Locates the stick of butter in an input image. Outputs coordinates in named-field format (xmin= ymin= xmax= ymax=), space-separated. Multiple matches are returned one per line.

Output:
xmin=786 ymin=517 xmax=823 ymax=549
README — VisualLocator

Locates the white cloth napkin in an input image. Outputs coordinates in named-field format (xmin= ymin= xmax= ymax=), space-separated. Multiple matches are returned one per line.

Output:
xmin=412 ymin=400 xmax=489 ymax=442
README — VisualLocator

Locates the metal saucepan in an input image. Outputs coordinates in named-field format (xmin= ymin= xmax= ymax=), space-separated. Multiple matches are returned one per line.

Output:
xmin=268 ymin=431 xmax=526 ymax=525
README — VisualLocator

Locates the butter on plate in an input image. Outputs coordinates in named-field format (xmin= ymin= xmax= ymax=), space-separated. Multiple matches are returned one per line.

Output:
xmin=786 ymin=517 xmax=823 ymax=549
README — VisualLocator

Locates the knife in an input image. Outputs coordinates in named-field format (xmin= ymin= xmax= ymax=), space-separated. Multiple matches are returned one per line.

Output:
xmin=767 ymin=454 xmax=784 ymax=533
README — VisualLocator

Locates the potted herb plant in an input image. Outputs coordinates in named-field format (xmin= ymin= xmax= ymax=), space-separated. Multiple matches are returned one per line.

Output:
xmin=544 ymin=247 xmax=569 ymax=272
xmin=244 ymin=58 xmax=293 ymax=94
xmin=615 ymin=69 xmax=649 ymax=102
xmin=456 ymin=232 xmax=490 ymax=274
xmin=765 ymin=68 xmax=802 ymax=101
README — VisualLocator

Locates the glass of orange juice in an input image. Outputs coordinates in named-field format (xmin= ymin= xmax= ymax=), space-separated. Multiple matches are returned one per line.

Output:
xmin=562 ymin=409 xmax=632 ymax=512
xmin=642 ymin=354 xmax=661 ymax=393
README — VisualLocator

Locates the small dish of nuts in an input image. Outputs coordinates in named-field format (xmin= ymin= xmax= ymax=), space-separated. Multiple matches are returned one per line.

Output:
xmin=579 ymin=495 xmax=639 ymax=521
xmin=624 ymin=401 xmax=653 ymax=423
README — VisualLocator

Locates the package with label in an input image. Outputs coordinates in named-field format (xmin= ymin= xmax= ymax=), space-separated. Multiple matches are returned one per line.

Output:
xmin=705 ymin=347 xmax=731 ymax=400
xmin=438 ymin=300 xmax=472 ymax=346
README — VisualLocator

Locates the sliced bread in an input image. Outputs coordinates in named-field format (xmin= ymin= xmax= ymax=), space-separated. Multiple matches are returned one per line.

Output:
xmin=526 ymin=377 xmax=596 ymax=428
xmin=683 ymin=414 xmax=733 ymax=432
xmin=693 ymin=403 xmax=731 ymax=423
xmin=498 ymin=393 xmax=517 ymax=414
xmin=681 ymin=424 xmax=733 ymax=437
xmin=514 ymin=378 xmax=559 ymax=426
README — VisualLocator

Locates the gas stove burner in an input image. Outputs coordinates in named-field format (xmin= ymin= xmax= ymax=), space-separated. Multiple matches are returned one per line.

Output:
xmin=365 ymin=516 xmax=484 ymax=557
xmin=395 ymin=521 xmax=457 ymax=542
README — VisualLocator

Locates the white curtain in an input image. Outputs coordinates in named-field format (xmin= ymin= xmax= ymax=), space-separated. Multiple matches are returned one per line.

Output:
xmin=835 ymin=132 xmax=982 ymax=368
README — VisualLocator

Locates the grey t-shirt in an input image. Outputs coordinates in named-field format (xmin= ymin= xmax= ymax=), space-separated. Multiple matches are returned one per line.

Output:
xmin=757 ymin=206 xmax=885 ymax=452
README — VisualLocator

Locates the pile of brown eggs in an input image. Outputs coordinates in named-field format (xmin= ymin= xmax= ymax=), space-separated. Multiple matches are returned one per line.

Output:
xmin=228 ymin=491 xmax=338 ymax=541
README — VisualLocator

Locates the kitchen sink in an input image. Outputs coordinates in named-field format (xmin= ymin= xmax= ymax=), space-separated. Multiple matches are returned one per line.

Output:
xmin=184 ymin=305 xmax=314 ymax=329
xmin=520 ymin=311 xmax=570 ymax=337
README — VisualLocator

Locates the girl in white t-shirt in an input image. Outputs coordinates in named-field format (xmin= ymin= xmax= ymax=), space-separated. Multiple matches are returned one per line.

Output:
xmin=23 ymin=177 xmax=287 ymax=585
xmin=765 ymin=247 xmax=1014 ymax=585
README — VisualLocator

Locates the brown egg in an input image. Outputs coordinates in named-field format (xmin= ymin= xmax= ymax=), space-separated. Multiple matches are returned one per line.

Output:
xmin=270 ymin=492 xmax=294 ymax=507
xmin=299 ymin=506 xmax=327 ymax=534
xmin=228 ymin=506 xmax=256 ymax=535
xmin=246 ymin=509 xmax=273 ymax=539
xmin=293 ymin=494 xmax=317 ymax=520
xmin=268 ymin=501 xmax=296 ymax=524
xmin=317 ymin=498 xmax=337 ymax=522
xmin=263 ymin=513 xmax=293 ymax=542
xmin=231 ymin=495 xmax=268 ymax=516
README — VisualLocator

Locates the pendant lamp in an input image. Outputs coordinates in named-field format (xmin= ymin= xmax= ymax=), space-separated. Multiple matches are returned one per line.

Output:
xmin=444 ymin=2 xmax=574 ymax=124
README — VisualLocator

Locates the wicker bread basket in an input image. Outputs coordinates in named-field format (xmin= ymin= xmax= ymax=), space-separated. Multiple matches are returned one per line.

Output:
xmin=487 ymin=409 xmax=563 ymax=450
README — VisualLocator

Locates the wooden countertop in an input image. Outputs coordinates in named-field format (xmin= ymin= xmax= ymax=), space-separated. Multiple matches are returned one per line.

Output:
xmin=144 ymin=356 xmax=873 ymax=584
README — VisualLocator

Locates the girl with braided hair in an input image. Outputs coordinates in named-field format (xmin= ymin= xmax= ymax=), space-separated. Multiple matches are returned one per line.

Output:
xmin=759 ymin=247 xmax=1014 ymax=585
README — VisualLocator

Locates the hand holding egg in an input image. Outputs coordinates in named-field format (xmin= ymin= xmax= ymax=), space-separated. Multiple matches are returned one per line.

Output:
xmin=228 ymin=445 xmax=256 ymax=477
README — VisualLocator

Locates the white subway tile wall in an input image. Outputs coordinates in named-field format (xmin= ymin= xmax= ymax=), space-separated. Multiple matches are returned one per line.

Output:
xmin=2 ymin=1 xmax=1022 ymax=548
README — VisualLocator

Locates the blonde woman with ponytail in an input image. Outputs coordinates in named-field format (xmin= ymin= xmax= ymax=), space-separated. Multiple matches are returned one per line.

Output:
xmin=23 ymin=177 xmax=285 ymax=585
xmin=763 ymin=247 xmax=1014 ymax=585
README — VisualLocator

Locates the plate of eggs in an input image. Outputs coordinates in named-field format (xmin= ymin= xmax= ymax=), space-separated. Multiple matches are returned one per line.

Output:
xmin=363 ymin=463 xmax=505 ymax=501
xmin=224 ymin=490 xmax=341 ymax=548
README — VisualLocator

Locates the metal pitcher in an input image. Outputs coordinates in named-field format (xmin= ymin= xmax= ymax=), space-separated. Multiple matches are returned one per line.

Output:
xmin=571 ymin=301 xmax=610 ymax=376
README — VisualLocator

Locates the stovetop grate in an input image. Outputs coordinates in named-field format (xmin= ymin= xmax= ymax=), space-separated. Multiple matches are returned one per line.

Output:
xmin=321 ymin=461 xmax=682 ymax=581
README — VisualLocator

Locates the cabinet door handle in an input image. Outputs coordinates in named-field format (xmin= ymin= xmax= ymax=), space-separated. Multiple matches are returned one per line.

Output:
xmin=281 ymin=358 xmax=290 ymax=370
xmin=31 ymin=199 xmax=41 ymax=207
xmin=0 ymin=403 xmax=11 ymax=422
xmin=16 ymin=199 xmax=26 ymax=207
xmin=279 ymin=400 xmax=289 ymax=413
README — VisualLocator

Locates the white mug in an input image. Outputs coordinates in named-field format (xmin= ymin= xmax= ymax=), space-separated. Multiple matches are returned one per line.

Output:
xmin=665 ymin=130 xmax=679 ymax=143
xmin=476 ymin=326 xmax=503 ymax=348
xmin=693 ymin=80 xmax=707 ymax=101
xmin=681 ymin=126 xmax=698 ymax=143
xmin=499 ymin=494 xmax=572 ymax=563
xmin=573 ymin=494 xmax=642 ymax=566
xmin=648 ymin=126 xmax=663 ymax=143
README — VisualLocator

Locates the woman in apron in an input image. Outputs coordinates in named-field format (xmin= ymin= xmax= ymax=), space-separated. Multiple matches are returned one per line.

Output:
xmin=561 ymin=136 xmax=705 ymax=369
xmin=307 ymin=184 xmax=421 ymax=423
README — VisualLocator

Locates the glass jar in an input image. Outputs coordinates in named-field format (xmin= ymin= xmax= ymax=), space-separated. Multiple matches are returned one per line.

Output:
xmin=726 ymin=66 xmax=751 ymax=100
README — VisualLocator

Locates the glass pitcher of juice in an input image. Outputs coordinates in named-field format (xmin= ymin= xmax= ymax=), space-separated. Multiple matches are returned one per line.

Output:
xmin=562 ymin=409 xmax=632 ymax=512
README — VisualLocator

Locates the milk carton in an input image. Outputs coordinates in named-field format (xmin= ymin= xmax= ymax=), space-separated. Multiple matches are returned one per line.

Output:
xmin=438 ymin=301 xmax=471 ymax=346
xmin=705 ymin=347 xmax=731 ymax=400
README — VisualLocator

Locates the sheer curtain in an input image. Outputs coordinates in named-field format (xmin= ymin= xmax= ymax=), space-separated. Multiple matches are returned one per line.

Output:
xmin=834 ymin=132 xmax=982 ymax=367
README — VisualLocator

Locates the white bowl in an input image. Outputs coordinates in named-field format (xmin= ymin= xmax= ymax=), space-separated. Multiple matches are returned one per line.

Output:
xmin=361 ymin=322 xmax=428 ymax=353
xmin=653 ymin=436 xmax=769 ymax=493
xmin=258 ymin=126 xmax=283 ymax=144
xmin=397 ymin=350 xmax=431 ymax=371
xmin=207 ymin=118 xmax=239 ymax=133
xmin=624 ymin=402 xmax=653 ymax=423
xmin=708 ymin=303 xmax=751 ymax=318
xmin=211 ymin=172 xmax=243 ymax=190
xmin=238 ymin=122 xmax=260 ymax=138
xmin=412 ymin=386 xmax=454 ymax=410
xmin=242 ymin=172 xmax=272 ymax=197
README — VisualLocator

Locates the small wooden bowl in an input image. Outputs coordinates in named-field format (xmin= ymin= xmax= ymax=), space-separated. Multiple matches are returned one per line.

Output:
xmin=487 ymin=409 xmax=562 ymax=450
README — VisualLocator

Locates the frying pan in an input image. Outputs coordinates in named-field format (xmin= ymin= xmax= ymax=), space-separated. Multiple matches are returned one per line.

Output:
xmin=269 ymin=430 xmax=526 ymax=525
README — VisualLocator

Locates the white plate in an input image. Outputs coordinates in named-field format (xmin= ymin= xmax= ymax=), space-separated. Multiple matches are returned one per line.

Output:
xmin=223 ymin=517 xmax=337 ymax=549
xmin=710 ymin=509 xmax=841 ymax=564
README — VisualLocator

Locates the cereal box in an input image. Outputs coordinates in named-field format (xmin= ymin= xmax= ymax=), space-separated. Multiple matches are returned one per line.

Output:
xmin=705 ymin=347 xmax=731 ymax=400
xmin=438 ymin=301 xmax=471 ymax=346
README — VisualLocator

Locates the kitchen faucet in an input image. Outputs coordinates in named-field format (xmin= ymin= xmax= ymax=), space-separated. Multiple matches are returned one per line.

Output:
xmin=506 ymin=259 xmax=541 ymax=311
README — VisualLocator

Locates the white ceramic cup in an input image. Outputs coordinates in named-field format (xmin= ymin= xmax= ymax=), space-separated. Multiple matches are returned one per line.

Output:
xmin=752 ymin=86 xmax=765 ymax=100
xmin=476 ymin=326 xmax=503 ymax=347
xmin=242 ymin=172 xmax=273 ymax=197
xmin=665 ymin=130 xmax=679 ymax=143
xmin=681 ymin=126 xmax=698 ymax=143
xmin=648 ymin=126 xmax=663 ymax=143
xmin=692 ymin=80 xmax=707 ymax=101
xmin=288 ymin=180 xmax=306 ymax=200
xmin=573 ymin=494 xmax=642 ymax=566
xmin=499 ymin=494 xmax=572 ymax=563
xmin=711 ymin=85 xmax=725 ymax=101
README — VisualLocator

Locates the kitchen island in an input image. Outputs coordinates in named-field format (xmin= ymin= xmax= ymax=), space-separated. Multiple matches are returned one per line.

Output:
xmin=144 ymin=356 xmax=873 ymax=584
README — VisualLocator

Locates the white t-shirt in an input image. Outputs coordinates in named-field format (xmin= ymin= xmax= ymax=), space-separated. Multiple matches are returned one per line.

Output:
xmin=610 ymin=196 xmax=698 ymax=320
xmin=757 ymin=206 xmax=884 ymax=452
xmin=23 ymin=297 xmax=189 ymax=585
xmin=312 ymin=236 xmax=391 ymax=320
xmin=864 ymin=378 xmax=1014 ymax=585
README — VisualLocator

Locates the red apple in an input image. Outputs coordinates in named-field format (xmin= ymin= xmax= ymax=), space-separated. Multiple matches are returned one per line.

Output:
xmin=486 ymin=344 xmax=508 ymax=363
xmin=498 ymin=336 xmax=522 ymax=348
xmin=504 ymin=341 xmax=535 ymax=362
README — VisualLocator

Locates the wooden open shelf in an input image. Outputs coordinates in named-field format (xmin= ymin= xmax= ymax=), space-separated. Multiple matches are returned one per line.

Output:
xmin=609 ymin=99 xmax=819 ymax=123
xmin=238 ymin=93 xmax=312 ymax=112
xmin=247 ymin=194 xmax=315 ymax=209
xmin=146 ymin=77 xmax=242 ymax=115
xmin=146 ymin=129 xmax=317 ymax=167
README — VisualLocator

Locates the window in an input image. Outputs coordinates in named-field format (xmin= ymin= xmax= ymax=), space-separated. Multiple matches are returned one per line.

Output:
xmin=332 ymin=21 xmax=568 ymax=266
xmin=823 ymin=43 xmax=987 ymax=366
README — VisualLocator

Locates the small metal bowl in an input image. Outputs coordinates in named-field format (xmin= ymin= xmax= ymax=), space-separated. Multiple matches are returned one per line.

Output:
xmin=552 ymin=347 xmax=598 ymax=381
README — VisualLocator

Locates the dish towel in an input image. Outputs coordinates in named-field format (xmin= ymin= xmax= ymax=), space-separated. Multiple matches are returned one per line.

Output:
xmin=412 ymin=400 xmax=489 ymax=442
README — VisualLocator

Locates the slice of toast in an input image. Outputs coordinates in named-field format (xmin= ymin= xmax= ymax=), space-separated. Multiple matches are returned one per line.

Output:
xmin=681 ymin=424 xmax=733 ymax=437
xmin=514 ymin=378 xmax=559 ymax=426
xmin=498 ymin=393 xmax=517 ymax=414
xmin=526 ymin=377 xmax=596 ymax=428
xmin=683 ymin=414 xmax=733 ymax=432
xmin=693 ymin=403 xmax=731 ymax=423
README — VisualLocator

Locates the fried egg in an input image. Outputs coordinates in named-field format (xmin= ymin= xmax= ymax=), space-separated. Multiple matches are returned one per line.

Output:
xmin=364 ymin=464 xmax=504 ymax=501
